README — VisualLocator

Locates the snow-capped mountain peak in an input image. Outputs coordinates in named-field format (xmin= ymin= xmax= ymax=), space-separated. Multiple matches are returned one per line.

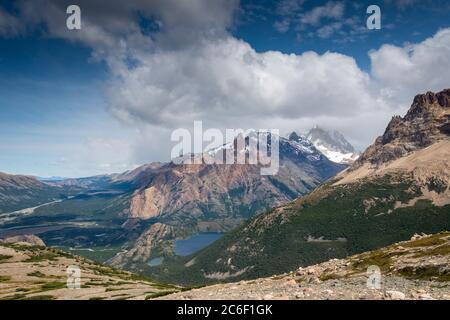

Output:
xmin=305 ymin=126 xmax=360 ymax=164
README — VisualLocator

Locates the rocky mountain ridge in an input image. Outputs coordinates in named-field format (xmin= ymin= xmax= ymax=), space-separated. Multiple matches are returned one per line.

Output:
xmin=355 ymin=89 xmax=450 ymax=167
xmin=0 ymin=172 xmax=75 ymax=214
xmin=108 ymin=132 xmax=345 ymax=269
xmin=151 ymin=89 xmax=450 ymax=285
xmin=123 ymin=132 xmax=343 ymax=222
xmin=306 ymin=126 xmax=359 ymax=164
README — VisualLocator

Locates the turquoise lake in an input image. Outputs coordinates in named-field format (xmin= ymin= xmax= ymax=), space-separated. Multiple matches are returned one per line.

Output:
xmin=174 ymin=232 xmax=224 ymax=256
xmin=148 ymin=257 xmax=164 ymax=266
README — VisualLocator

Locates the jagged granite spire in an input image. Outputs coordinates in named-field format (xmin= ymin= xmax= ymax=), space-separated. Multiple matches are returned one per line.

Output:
xmin=355 ymin=88 xmax=450 ymax=167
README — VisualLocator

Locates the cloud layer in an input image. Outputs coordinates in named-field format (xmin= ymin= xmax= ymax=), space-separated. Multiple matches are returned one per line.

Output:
xmin=1 ymin=1 xmax=450 ymax=173
xmin=371 ymin=28 xmax=450 ymax=106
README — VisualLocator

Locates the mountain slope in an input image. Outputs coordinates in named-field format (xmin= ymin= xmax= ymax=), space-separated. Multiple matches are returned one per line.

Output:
xmin=355 ymin=89 xmax=450 ymax=166
xmin=161 ymin=232 xmax=450 ymax=300
xmin=0 ymin=132 xmax=344 ymax=273
xmin=109 ymin=133 xmax=345 ymax=269
xmin=121 ymin=132 xmax=344 ymax=224
xmin=0 ymin=237 xmax=180 ymax=300
xmin=153 ymin=89 xmax=450 ymax=285
xmin=306 ymin=126 xmax=359 ymax=164
xmin=0 ymin=172 xmax=75 ymax=214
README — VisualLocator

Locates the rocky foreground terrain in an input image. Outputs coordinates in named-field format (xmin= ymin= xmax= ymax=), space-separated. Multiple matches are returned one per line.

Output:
xmin=1 ymin=232 xmax=449 ymax=300
xmin=0 ymin=236 xmax=181 ymax=300
xmin=161 ymin=232 xmax=450 ymax=300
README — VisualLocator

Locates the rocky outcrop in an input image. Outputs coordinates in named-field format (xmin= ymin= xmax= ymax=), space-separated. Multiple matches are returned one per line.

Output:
xmin=109 ymin=223 xmax=175 ymax=267
xmin=0 ymin=234 xmax=45 ymax=247
xmin=355 ymin=89 xmax=450 ymax=167
xmin=125 ymin=134 xmax=344 ymax=222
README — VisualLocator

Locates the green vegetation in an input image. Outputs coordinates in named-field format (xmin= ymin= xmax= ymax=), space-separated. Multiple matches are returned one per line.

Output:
xmin=24 ymin=252 xmax=58 ymax=263
xmin=56 ymin=246 xmax=123 ymax=263
xmin=397 ymin=266 xmax=450 ymax=282
xmin=403 ymin=234 xmax=447 ymax=248
xmin=0 ymin=275 xmax=11 ymax=282
xmin=85 ymin=281 xmax=111 ymax=287
xmin=40 ymin=281 xmax=66 ymax=291
xmin=145 ymin=291 xmax=178 ymax=300
xmin=144 ymin=174 xmax=450 ymax=286
xmin=0 ymin=294 xmax=27 ymax=300
xmin=413 ymin=243 xmax=450 ymax=258
xmin=0 ymin=254 xmax=12 ymax=263
xmin=105 ymin=287 xmax=125 ymax=292
xmin=426 ymin=177 xmax=448 ymax=194
xmin=318 ymin=273 xmax=344 ymax=281
xmin=27 ymin=271 xmax=47 ymax=278
xmin=0 ymin=182 xmax=79 ymax=214
xmin=22 ymin=295 xmax=55 ymax=300
xmin=351 ymin=248 xmax=405 ymax=272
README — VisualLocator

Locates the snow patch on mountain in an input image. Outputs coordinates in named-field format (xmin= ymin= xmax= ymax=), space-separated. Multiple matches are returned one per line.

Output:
xmin=306 ymin=126 xmax=360 ymax=164
xmin=313 ymin=144 xmax=359 ymax=164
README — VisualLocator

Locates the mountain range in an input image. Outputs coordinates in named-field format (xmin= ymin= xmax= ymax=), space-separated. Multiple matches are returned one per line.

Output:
xmin=0 ymin=129 xmax=346 ymax=271
xmin=1 ymin=89 xmax=448 ymax=289
xmin=144 ymin=89 xmax=450 ymax=285
xmin=107 ymin=132 xmax=345 ymax=268
xmin=306 ymin=126 xmax=360 ymax=164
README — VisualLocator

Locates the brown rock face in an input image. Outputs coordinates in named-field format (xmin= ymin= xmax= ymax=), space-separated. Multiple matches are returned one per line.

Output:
xmin=355 ymin=89 xmax=450 ymax=167
xmin=0 ymin=234 xmax=45 ymax=247
xmin=125 ymin=151 xmax=343 ymax=223
xmin=109 ymin=222 xmax=175 ymax=267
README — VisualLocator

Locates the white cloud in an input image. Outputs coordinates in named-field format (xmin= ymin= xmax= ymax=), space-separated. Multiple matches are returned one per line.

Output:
xmin=106 ymin=37 xmax=378 ymax=129
xmin=299 ymin=1 xmax=345 ymax=27
xmin=276 ymin=0 xmax=305 ymax=16
xmin=101 ymin=25 xmax=450 ymax=160
xmin=2 ymin=1 xmax=450 ymax=173
xmin=273 ymin=19 xmax=291 ymax=33
xmin=370 ymin=28 xmax=450 ymax=108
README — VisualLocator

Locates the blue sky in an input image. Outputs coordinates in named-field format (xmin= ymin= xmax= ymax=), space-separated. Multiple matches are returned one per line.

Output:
xmin=1 ymin=0 xmax=450 ymax=177
xmin=236 ymin=0 xmax=450 ymax=69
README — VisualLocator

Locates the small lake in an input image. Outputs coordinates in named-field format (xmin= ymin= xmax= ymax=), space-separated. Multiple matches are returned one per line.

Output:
xmin=174 ymin=232 xmax=224 ymax=256
xmin=148 ymin=257 xmax=164 ymax=266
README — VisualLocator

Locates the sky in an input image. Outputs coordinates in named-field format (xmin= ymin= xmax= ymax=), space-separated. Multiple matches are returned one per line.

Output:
xmin=0 ymin=0 xmax=450 ymax=177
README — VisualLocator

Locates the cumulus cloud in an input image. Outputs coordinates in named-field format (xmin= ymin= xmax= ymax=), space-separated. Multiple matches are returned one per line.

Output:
xmin=370 ymin=28 xmax=450 ymax=108
xmin=1 ymin=0 xmax=450 ymax=166
xmin=106 ymin=37 xmax=377 ymax=129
